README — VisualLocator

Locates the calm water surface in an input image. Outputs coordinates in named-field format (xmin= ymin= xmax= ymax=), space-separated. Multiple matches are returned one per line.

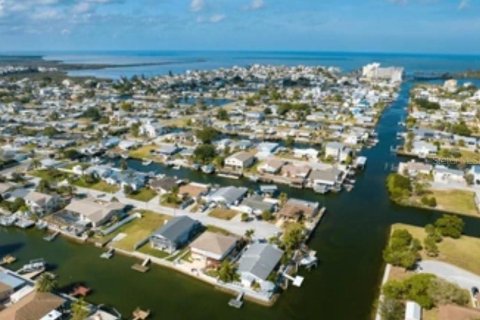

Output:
xmin=2 ymin=52 xmax=480 ymax=319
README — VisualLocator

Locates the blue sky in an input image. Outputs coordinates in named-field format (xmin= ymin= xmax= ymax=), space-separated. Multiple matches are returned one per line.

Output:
xmin=0 ymin=0 xmax=479 ymax=54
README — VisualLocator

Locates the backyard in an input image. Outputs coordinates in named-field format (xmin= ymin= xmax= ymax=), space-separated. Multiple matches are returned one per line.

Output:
xmin=112 ymin=211 xmax=170 ymax=251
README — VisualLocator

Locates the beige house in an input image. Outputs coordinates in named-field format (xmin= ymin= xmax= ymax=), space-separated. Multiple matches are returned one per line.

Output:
xmin=24 ymin=191 xmax=60 ymax=215
xmin=225 ymin=152 xmax=255 ymax=169
xmin=189 ymin=232 xmax=238 ymax=267
xmin=64 ymin=198 xmax=127 ymax=228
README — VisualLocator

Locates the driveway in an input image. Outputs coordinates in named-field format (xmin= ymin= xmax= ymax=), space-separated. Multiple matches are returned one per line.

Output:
xmin=417 ymin=260 xmax=480 ymax=290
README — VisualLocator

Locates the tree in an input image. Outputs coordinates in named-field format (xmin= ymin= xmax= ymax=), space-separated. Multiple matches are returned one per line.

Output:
xmin=62 ymin=149 xmax=81 ymax=160
xmin=36 ymin=273 xmax=58 ymax=293
xmin=120 ymin=101 xmax=134 ymax=112
xmin=37 ymin=179 xmax=51 ymax=193
xmin=216 ymin=109 xmax=229 ymax=121
xmin=465 ymin=173 xmax=474 ymax=186
xmin=195 ymin=127 xmax=219 ymax=144
xmin=383 ymin=229 xmax=421 ymax=269
xmin=434 ymin=214 xmax=464 ymax=239
xmin=123 ymin=185 xmax=134 ymax=195
xmin=43 ymin=126 xmax=59 ymax=138
xmin=379 ymin=298 xmax=404 ymax=320
xmin=282 ymin=223 xmax=304 ymax=251
xmin=423 ymin=236 xmax=439 ymax=257
xmin=279 ymin=192 xmax=288 ymax=206
xmin=218 ymin=261 xmax=238 ymax=283
xmin=244 ymin=229 xmax=255 ymax=241
xmin=386 ymin=173 xmax=412 ymax=202
xmin=120 ymin=159 xmax=128 ymax=171
xmin=241 ymin=212 xmax=249 ymax=222
xmin=71 ymin=298 xmax=89 ymax=320
xmin=82 ymin=107 xmax=102 ymax=121
xmin=194 ymin=144 xmax=217 ymax=164
xmin=261 ymin=210 xmax=273 ymax=221
xmin=130 ymin=122 xmax=140 ymax=137
xmin=285 ymin=136 xmax=295 ymax=148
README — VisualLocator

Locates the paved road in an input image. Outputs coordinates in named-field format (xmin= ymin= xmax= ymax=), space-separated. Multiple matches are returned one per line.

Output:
xmin=76 ymin=186 xmax=281 ymax=240
xmin=417 ymin=260 xmax=480 ymax=290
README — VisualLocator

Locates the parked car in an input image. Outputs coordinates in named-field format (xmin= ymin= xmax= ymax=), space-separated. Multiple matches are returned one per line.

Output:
xmin=472 ymin=286 xmax=479 ymax=297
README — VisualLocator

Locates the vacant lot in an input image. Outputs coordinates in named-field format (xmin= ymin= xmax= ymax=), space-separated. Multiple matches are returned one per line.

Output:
xmin=393 ymin=223 xmax=480 ymax=275
xmin=129 ymin=145 xmax=157 ymax=159
xmin=112 ymin=211 xmax=170 ymax=251
xmin=73 ymin=178 xmax=119 ymax=193
xmin=127 ymin=188 xmax=157 ymax=202
xmin=208 ymin=208 xmax=238 ymax=220
xmin=430 ymin=189 xmax=478 ymax=217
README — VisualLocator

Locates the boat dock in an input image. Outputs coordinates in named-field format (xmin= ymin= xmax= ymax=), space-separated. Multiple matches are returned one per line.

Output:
xmin=0 ymin=255 xmax=16 ymax=266
xmin=100 ymin=248 xmax=115 ymax=259
xmin=132 ymin=258 xmax=150 ymax=273
xmin=132 ymin=308 xmax=151 ymax=320
xmin=17 ymin=259 xmax=46 ymax=275
xmin=43 ymin=231 xmax=60 ymax=242
xmin=228 ymin=292 xmax=244 ymax=309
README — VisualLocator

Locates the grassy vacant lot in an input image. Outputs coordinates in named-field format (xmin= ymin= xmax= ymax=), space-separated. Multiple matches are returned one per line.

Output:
xmin=128 ymin=145 xmax=157 ymax=159
xmin=206 ymin=225 xmax=233 ymax=236
xmin=430 ymin=189 xmax=479 ymax=217
xmin=73 ymin=178 xmax=119 ymax=193
xmin=393 ymin=223 xmax=480 ymax=275
xmin=30 ymin=169 xmax=69 ymax=183
xmin=127 ymin=188 xmax=157 ymax=202
xmin=113 ymin=211 xmax=170 ymax=251
xmin=208 ymin=208 xmax=238 ymax=220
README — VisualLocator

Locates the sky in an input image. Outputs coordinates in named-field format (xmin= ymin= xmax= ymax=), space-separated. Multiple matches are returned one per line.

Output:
xmin=0 ymin=0 xmax=479 ymax=54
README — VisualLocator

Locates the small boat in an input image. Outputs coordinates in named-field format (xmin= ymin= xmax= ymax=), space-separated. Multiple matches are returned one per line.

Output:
xmin=17 ymin=259 xmax=46 ymax=274
xmin=172 ymin=165 xmax=181 ymax=170
xmin=36 ymin=221 xmax=48 ymax=230
xmin=0 ymin=215 xmax=17 ymax=227
xmin=201 ymin=164 xmax=215 ymax=174
xmin=248 ymin=175 xmax=259 ymax=182
xmin=142 ymin=160 xmax=152 ymax=166
xmin=15 ymin=218 xmax=35 ymax=229
xmin=121 ymin=153 xmax=129 ymax=159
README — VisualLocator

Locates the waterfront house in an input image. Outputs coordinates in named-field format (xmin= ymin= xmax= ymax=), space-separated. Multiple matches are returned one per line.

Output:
xmin=293 ymin=148 xmax=319 ymax=160
xmin=178 ymin=182 xmax=209 ymax=200
xmin=0 ymin=291 xmax=66 ymax=320
xmin=277 ymin=198 xmax=320 ymax=221
xmin=150 ymin=216 xmax=201 ymax=254
xmin=150 ymin=176 xmax=179 ymax=194
xmin=207 ymin=186 xmax=248 ymax=206
xmin=224 ymin=152 xmax=255 ymax=169
xmin=64 ymin=198 xmax=127 ymax=228
xmin=237 ymin=243 xmax=283 ymax=291
xmin=257 ymin=142 xmax=279 ymax=155
xmin=281 ymin=164 xmax=311 ymax=180
xmin=189 ymin=231 xmax=238 ymax=268
xmin=24 ymin=191 xmax=61 ymax=216
xmin=324 ymin=142 xmax=344 ymax=160
xmin=105 ymin=170 xmax=147 ymax=191
xmin=412 ymin=141 xmax=438 ymax=157
xmin=398 ymin=161 xmax=432 ymax=177
xmin=257 ymin=158 xmax=285 ymax=174
xmin=308 ymin=168 xmax=342 ymax=188
xmin=139 ymin=121 xmax=166 ymax=138
xmin=433 ymin=165 xmax=465 ymax=184
xmin=240 ymin=195 xmax=276 ymax=215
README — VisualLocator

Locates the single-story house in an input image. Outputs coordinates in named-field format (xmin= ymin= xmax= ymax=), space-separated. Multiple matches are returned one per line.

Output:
xmin=240 ymin=195 xmax=276 ymax=215
xmin=0 ymin=291 xmax=66 ymax=320
xmin=257 ymin=158 xmax=285 ymax=174
xmin=308 ymin=168 xmax=342 ymax=187
xmin=412 ymin=141 xmax=438 ymax=157
xmin=64 ymin=198 xmax=127 ymax=228
xmin=324 ymin=142 xmax=344 ymax=160
xmin=277 ymin=198 xmax=320 ymax=221
xmin=150 ymin=176 xmax=179 ymax=194
xmin=150 ymin=216 xmax=201 ymax=253
xmin=237 ymin=243 xmax=283 ymax=291
xmin=207 ymin=186 xmax=248 ymax=206
xmin=398 ymin=161 xmax=432 ymax=177
xmin=189 ymin=231 xmax=238 ymax=267
xmin=178 ymin=183 xmax=209 ymax=200
xmin=24 ymin=191 xmax=61 ymax=215
xmin=433 ymin=165 xmax=465 ymax=184
xmin=293 ymin=148 xmax=319 ymax=160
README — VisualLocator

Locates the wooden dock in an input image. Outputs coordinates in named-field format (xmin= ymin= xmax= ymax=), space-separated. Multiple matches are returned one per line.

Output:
xmin=132 ymin=258 xmax=150 ymax=273
xmin=228 ymin=292 xmax=244 ymax=309
xmin=43 ymin=231 xmax=59 ymax=242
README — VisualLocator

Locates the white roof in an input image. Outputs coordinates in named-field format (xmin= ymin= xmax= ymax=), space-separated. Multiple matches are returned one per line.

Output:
xmin=405 ymin=301 xmax=421 ymax=320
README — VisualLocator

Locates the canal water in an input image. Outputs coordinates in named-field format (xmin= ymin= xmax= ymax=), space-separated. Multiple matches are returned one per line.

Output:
xmin=3 ymin=81 xmax=480 ymax=320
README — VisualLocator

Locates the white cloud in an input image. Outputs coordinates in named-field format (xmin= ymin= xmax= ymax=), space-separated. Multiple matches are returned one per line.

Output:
xmin=190 ymin=0 xmax=204 ymax=12
xmin=246 ymin=0 xmax=264 ymax=10
xmin=459 ymin=0 xmax=469 ymax=10
xmin=209 ymin=13 xmax=225 ymax=23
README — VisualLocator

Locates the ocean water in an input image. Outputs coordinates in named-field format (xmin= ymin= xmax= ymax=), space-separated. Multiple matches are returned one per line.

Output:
xmin=40 ymin=51 xmax=480 ymax=79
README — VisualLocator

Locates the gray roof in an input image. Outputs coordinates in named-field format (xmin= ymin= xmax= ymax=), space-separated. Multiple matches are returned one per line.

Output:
xmin=152 ymin=216 xmax=199 ymax=243
xmin=241 ymin=195 xmax=275 ymax=212
xmin=209 ymin=186 xmax=248 ymax=204
xmin=238 ymin=243 xmax=283 ymax=280
xmin=0 ymin=271 xmax=25 ymax=290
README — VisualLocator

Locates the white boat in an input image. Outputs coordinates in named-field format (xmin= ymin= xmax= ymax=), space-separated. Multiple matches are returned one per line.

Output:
xmin=36 ymin=221 xmax=48 ymax=230
xmin=201 ymin=164 xmax=215 ymax=174
xmin=18 ymin=259 xmax=46 ymax=274
xmin=15 ymin=218 xmax=35 ymax=229
xmin=172 ymin=165 xmax=181 ymax=170
xmin=0 ymin=215 xmax=17 ymax=227
xmin=142 ymin=160 xmax=152 ymax=166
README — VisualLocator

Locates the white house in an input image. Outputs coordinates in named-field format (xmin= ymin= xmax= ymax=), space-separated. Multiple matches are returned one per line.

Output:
xmin=293 ymin=148 xmax=319 ymax=160
xmin=224 ymin=152 xmax=255 ymax=169
xmin=412 ymin=141 xmax=438 ymax=157
xmin=324 ymin=142 xmax=344 ymax=160
xmin=433 ymin=165 xmax=465 ymax=184
xmin=140 ymin=121 xmax=166 ymax=138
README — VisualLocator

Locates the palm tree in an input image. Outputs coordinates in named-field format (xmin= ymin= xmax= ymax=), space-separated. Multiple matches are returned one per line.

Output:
xmin=71 ymin=298 xmax=89 ymax=320
xmin=31 ymin=158 xmax=41 ymax=169
xmin=244 ymin=229 xmax=255 ymax=241
xmin=36 ymin=273 xmax=58 ymax=293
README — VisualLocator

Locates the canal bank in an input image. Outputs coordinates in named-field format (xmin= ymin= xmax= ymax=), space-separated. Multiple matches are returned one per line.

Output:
xmin=2 ymin=79 xmax=480 ymax=320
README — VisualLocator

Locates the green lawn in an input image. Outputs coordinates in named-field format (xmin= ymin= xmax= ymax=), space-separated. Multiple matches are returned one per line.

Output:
xmin=206 ymin=225 xmax=233 ymax=236
xmin=129 ymin=145 xmax=157 ymax=159
xmin=30 ymin=169 xmax=69 ymax=183
xmin=208 ymin=208 xmax=238 ymax=220
xmin=393 ymin=223 xmax=480 ymax=275
xmin=137 ymin=243 xmax=171 ymax=259
xmin=72 ymin=179 xmax=119 ymax=193
xmin=430 ymin=189 xmax=479 ymax=217
xmin=112 ymin=211 xmax=170 ymax=251
xmin=127 ymin=188 xmax=157 ymax=202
